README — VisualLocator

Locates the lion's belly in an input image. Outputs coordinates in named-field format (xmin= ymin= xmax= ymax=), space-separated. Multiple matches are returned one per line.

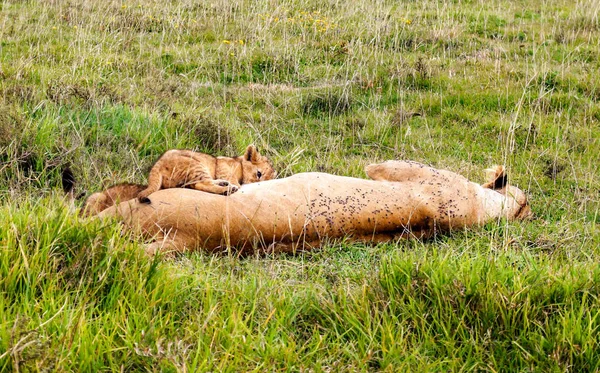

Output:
xmin=128 ymin=172 xmax=488 ymax=251
xmin=225 ymin=176 xmax=424 ymax=247
xmin=226 ymin=174 xmax=486 ymax=248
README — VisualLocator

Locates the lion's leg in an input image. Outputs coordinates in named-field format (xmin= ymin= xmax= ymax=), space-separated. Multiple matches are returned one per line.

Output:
xmin=215 ymin=164 xmax=242 ymax=188
xmin=139 ymin=151 xmax=200 ymax=203
xmin=192 ymin=179 xmax=238 ymax=195
xmin=145 ymin=237 xmax=188 ymax=258
xmin=223 ymin=175 xmax=242 ymax=188
xmin=182 ymin=164 xmax=237 ymax=195
xmin=366 ymin=161 xmax=433 ymax=182
xmin=366 ymin=160 xmax=465 ymax=184
xmin=138 ymin=171 xmax=163 ymax=203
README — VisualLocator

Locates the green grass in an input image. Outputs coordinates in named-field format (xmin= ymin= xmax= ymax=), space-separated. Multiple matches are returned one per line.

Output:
xmin=1 ymin=0 xmax=599 ymax=370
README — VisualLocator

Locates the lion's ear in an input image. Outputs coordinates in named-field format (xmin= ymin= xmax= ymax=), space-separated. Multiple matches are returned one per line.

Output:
xmin=482 ymin=165 xmax=508 ymax=190
xmin=245 ymin=145 xmax=259 ymax=162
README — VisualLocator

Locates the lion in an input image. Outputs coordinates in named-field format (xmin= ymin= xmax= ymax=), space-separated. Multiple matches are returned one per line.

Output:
xmin=81 ymin=183 xmax=146 ymax=216
xmin=94 ymin=160 xmax=532 ymax=256
xmin=136 ymin=145 xmax=276 ymax=203
xmin=61 ymin=166 xmax=146 ymax=216
xmin=68 ymin=145 xmax=275 ymax=216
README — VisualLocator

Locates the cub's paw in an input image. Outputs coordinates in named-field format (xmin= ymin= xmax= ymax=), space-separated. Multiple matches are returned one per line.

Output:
xmin=222 ymin=185 xmax=239 ymax=195
xmin=212 ymin=179 xmax=238 ymax=195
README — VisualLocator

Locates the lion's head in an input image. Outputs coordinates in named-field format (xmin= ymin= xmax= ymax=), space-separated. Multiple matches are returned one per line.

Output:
xmin=240 ymin=145 xmax=277 ymax=184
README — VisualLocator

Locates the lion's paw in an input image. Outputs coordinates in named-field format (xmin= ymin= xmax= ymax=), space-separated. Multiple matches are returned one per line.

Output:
xmin=222 ymin=185 xmax=239 ymax=195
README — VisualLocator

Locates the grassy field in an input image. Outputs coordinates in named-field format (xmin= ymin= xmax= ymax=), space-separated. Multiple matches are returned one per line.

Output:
xmin=1 ymin=0 xmax=599 ymax=370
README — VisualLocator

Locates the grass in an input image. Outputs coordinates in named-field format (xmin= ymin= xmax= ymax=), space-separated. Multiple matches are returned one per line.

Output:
xmin=1 ymin=0 xmax=599 ymax=370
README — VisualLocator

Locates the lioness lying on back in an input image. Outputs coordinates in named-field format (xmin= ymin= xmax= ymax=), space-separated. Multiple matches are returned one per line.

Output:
xmin=137 ymin=145 xmax=275 ymax=203
xmin=96 ymin=160 xmax=532 ymax=256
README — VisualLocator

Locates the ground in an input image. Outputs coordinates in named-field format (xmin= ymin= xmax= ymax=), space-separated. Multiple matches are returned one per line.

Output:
xmin=0 ymin=0 xmax=599 ymax=370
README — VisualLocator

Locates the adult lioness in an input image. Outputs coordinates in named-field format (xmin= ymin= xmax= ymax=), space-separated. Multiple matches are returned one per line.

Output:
xmin=97 ymin=161 xmax=531 ymax=256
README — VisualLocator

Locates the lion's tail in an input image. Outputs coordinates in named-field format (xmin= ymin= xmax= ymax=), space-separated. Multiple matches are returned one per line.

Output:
xmin=61 ymin=165 xmax=86 ymax=201
xmin=62 ymin=166 xmax=76 ymax=196
xmin=137 ymin=171 xmax=162 ymax=203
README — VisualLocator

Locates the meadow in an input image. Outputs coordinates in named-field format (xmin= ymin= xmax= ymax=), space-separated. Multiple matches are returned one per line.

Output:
xmin=1 ymin=0 xmax=599 ymax=370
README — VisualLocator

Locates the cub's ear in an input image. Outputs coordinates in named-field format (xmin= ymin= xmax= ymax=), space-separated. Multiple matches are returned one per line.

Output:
xmin=482 ymin=165 xmax=508 ymax=190
xmin=245 ymin=144 xmax=260 ymax=162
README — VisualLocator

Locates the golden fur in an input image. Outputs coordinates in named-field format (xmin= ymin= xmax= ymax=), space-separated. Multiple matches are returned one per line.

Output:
xmin=96 ymin=160 xmax=532 ymax=256
xmin=61 ymin=167 xmax=145 ymax=217
xmin=137 ymin=145 xmax=276 ymax=203
xmin=82 ymin=183 xmax=146 ymax=217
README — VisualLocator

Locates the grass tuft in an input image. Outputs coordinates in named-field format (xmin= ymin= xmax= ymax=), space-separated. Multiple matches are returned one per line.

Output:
xmin=301 ymin=90 xmax=353 ymax=117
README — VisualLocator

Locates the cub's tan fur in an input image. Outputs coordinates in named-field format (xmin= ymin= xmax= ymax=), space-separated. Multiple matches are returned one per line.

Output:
xmin=137 ymin=145 xmax=275 ymax=203
xmin=96 ymin=160 xmax=532 ymax=256
xmin=82 ymin=183 xmax=146 ymax=216
xmin=61 ymin=166 xmax=146 ymax=217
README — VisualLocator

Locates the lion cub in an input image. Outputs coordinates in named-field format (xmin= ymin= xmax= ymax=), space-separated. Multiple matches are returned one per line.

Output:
xmin=137 ymin=145 xmax=275 ymax=203
xmin=83 ymin=183 xmax=146 ymax=216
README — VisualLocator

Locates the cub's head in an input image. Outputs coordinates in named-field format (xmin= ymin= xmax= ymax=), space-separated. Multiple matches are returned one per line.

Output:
xmin=240 ymin=145 xmax=276 ymax=184
xmin=483 ymin=165 xmax=533 ymax=220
